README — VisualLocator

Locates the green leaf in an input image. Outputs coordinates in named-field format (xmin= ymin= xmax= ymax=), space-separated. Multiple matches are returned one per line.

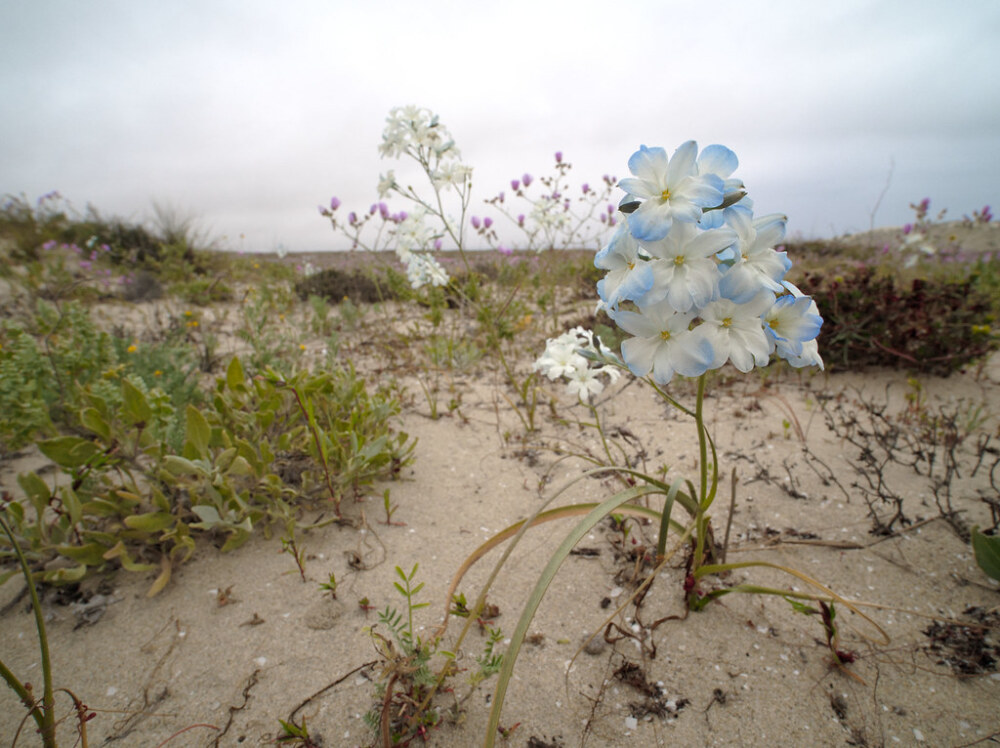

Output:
xmin=162 ymin=455 xmax=208 ymax=477
xmin=784 ymin=595 xmax=819 ymax=615
xmin=17 ymin=472 xmax=51 ymax=521
xmin=44 ymin=564 xmax=88 ymax=584
xmin=38 ymin=435 xmax=100 ymax=469
xmin=226 ymin=356 xmax=245 ymax=392
xmin=190 ymin=505 xmax=222 ymax=529
xmin=80 ymin=407 xmax=112 ymax=441
xmin=225 ymin=455 xmax=255 ymax=477
xmin=124 ymin=512 xmax=175 ymax=534
xmin=971 ymin=527 xmax=1000 ymax=582
xmin=184 ymin=404 xmax=211 ymax=459
xmin=59 ymin=486 xmax=83 ymax=526
xmin=56 ymin=543 xmax=108 ymax=566
xmin=122 ymin=379 xmax=152 ymax=426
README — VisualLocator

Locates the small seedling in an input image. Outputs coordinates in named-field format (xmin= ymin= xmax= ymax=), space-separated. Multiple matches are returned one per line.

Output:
xmin=276 ymin=716 xmax=320 ymax=747
xmin=281 ymin=531 xmax=307 ymax=583
xmin=318 ymin=572 xmax=337 ymax=599
xmin=382 ymin=488 xmax=404 ymax=526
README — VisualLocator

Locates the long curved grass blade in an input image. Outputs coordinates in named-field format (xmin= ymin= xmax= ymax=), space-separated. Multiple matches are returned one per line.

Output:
xmin=434 ymin=501 xmax=669 ymax=635
xmin=694 ymin=559 xmax=890 ymax=644
xmin=484 ymin=484 xmax=661 ymax=747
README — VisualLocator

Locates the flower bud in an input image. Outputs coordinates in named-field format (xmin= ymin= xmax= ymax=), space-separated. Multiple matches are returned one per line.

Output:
xmin=554 ymin=151 xmax=563 ymax=163
xmin=471 ymin=216 xmax=482 ymax=229
xmin=511 ymin=179 xmax=520 ymax=191
xmin=522 ymin=173 xmax=533 ymax=187
xmin=483 ymin=217 xmax=493 ymax=229
xmin=330 ymin=196 xmax=341 ymax=211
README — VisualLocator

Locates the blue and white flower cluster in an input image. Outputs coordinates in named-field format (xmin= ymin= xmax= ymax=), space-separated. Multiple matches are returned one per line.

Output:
xmin=595 ymin=141 xmax=823 ymax=384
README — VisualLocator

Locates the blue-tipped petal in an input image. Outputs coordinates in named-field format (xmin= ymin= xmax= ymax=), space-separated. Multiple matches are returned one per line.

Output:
xmin=698 ymin=144 xmax=739 ymax=178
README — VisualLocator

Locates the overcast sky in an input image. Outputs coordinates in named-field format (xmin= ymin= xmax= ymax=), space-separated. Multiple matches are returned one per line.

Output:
xmin=2 ymin=0 xmax=998 ymax=253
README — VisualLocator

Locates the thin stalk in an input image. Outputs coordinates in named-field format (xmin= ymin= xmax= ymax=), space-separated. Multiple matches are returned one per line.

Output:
xmin=0 ymin=513 xmax=55 ymax=746
xmin=693 ymin=374 xmax=709 ymax=572
xmin=287 ymin=385 xmax=339 ymax=514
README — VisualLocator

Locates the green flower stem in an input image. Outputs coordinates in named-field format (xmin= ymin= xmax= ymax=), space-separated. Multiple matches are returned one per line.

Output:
xmin=0 ymin=513 xmax=55 ymax=746
xmin=692 ymin=373 xmax=713 ymax=573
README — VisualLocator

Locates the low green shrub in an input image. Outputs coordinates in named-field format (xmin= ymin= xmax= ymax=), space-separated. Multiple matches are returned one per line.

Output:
xmin=801 ymin=264 xmax=997 ymax=374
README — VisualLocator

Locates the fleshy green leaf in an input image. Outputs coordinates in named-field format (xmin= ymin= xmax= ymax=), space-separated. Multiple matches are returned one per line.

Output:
xmin=971 ymin=527 xmax=1000 ymax=582
xmin=56 ymin=543 xmax=109 ymax=566
xmin=226 ymin=356 xmax=245 ymax=392
xmin=38 ymin=435 xmax=100 ymax=469
xmin=124 ymin=512 xmax=175 ymax=534
xmin=122 ymin=379 xmax=152 ymax=426
xmin=80 ymin=407 xmax=112 ymax=441
xmin=184 ymin=404 xmax=211 ymax=459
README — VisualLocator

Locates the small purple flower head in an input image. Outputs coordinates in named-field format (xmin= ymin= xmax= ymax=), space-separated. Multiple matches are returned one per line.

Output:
xmin=397 ymin=210 xmax=408 ymax=222
xmin=330 ymin=196 xmax=341 ymax=211
xmin=554 ymin=151 xmax=563 ymax=163
xmin=378 ymin=202 xmax=389 ymax=219
xmin=79 ymin=260 xmax=91 ymax=270
xmin=498 ymin=191 xmax=505 ymax=203
xmin=903 ymin=223 xmax=912 ymax=235
xmin=517 ymin=214 xmax=525 ymax=226
xmin=919 ymin=198 xmax=930 ymax=212
xmin=581 ymin=183 xmax=590 ymax=194
xmin=369 ymin=203 xmax=378 ymax=215
xmin=881 ymin=243 xmax=890 ymax=254
xmin=42 ymin=239 xmax=57 ymax=251
xmin=498 ymin=244 xmax=512 ymax=255
xmin=608 ymin=215 xmax=617 ymax=226
xmin=982 ymin=205 xmax=993 ymax=222
xmin=483 ymin=217 xmax=493 ymax=229
xmin=471 ymin=216 xmax=481 ymax=230
xmin=318 ymin=205 xmax=326 ymax=215
xmin=522 ymin=173 xmax=533 ymax=188
xmin=607 ymin=204 xmax=615 ymax=216
xmin=348 ymin=211 xmax=358 ymax=225
xmin=510 ymin=179 xmax=520 ymax=192
xmin=434 ymin=238 xmax=442 ymax=250
xmin=551 ymin=190 xmax=560 ymax=201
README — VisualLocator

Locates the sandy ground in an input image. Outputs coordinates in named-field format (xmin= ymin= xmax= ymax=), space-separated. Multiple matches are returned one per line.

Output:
xmin=2 ymin=247 xmax=1000 ymax=747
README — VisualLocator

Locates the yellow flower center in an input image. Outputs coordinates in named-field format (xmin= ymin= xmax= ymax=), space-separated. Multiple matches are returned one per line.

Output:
xmin=674 ymin=255 xmax=685 ymax=266
xmin=722 ymin=317 xmax=733 ymax=328
xmin=660 ymin=330 xmax=671 ymax=341
xmin=660 ymin=188 xmax=671 ymax=201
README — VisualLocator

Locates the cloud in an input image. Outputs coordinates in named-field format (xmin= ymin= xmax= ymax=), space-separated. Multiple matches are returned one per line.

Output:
xmin=2 ymin=0 xmax=999 ymax=251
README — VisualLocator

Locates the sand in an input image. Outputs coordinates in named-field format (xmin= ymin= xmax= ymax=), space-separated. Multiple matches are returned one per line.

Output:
xmin=1 ymin=244 xmax=999 ymax=747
